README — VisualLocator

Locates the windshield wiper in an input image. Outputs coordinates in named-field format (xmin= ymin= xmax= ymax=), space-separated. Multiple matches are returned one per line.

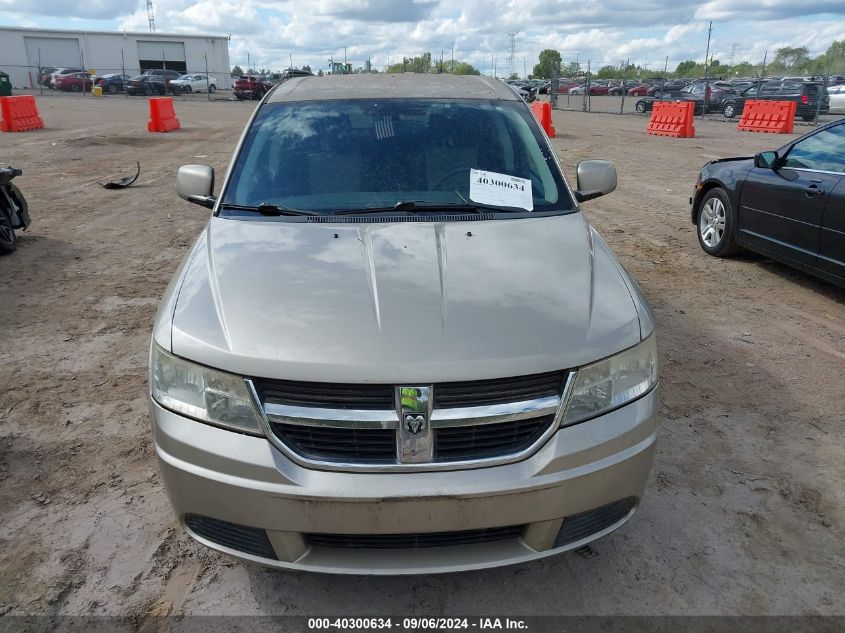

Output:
xmin=219 ymin=202 xmax=321 ymax=216
xmin=333 ymin=200 xmax=527 ymax=216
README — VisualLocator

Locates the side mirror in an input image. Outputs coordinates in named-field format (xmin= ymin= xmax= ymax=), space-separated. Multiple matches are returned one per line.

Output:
xmin=755 ymin=151 xmax=779 ymax=169
xmin=177 ymin=164 xmax=216 ymax=209
xmin=574 ymin=159 xmax=617 ymax=203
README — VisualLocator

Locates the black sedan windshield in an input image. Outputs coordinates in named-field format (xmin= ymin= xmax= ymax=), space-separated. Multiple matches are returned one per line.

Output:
xmin=221 ymin=99 xmax=572 ymax=215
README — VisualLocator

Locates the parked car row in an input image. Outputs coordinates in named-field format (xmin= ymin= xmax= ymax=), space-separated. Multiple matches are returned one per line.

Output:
xmin=719 ymin=80 xmax=829 ymax=121
xmin=36 ymin=66 xmax=217 ymax=96
xmin=629 ymin=78 xmax=830 ymax=121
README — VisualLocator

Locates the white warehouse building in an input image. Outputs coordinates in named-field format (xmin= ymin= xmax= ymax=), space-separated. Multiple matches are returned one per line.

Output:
xmin=0 ymin=26 xmax=232 ymax=89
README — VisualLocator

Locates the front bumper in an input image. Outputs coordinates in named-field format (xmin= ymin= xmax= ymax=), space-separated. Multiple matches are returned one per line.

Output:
xmin=150 ymin=388 xmax=658 ymax=574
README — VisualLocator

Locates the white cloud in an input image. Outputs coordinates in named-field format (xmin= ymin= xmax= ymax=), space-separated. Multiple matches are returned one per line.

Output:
xmin=3 ymin=0 xmax=843 ymax=74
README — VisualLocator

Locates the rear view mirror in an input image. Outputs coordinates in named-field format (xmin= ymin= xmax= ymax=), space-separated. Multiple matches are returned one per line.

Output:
xmin=177 ymin=164 xmax=216 ymax=208
xmin=755 ymin=151 xmax=779 ymax=169
xmin=575 ymin=160 xmax=617 ymax=202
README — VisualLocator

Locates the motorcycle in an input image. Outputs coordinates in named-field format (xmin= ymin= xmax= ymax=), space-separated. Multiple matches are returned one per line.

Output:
xmin=0 ymin=167 xmax=31 ymax=255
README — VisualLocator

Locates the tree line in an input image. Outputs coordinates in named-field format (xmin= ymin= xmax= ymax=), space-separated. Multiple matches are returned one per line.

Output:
xmin=531 ymin=41 xmax=845 ymax=80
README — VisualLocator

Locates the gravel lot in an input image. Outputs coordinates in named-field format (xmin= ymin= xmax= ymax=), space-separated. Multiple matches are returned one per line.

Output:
xmin=1 ymin=94 xmax=843 ymax=621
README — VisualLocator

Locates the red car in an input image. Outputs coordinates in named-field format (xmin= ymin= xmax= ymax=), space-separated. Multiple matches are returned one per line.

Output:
xmin=54 ymin=72 xmax=93 ymax=92
xmin=555 ymin=81 xmax=582 ymax=93
xmin=627 ymin=83 xmax=649 ymax=96
xmin=234 ymin=75 xmax=274 ymax=100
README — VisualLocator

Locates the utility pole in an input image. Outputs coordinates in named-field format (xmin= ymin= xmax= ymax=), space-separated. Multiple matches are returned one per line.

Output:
xmin=289 ymin=53 xmax=292 ymax=70
xmin=814 ymin=56 xmax=833 ymax=125
xmin=757 ymin=50 xmax=767 ymax=95
xmin=247 ymin=51 xmax=251 ymax=73
xmin=620 ymin=57 xmax=630 ymax=113
xmin=450 ymin=43 xmax=454 ymax=74
xmin=146 ymin=0 xmax=156 ymax=33
xmin=506 ymin=32 xmax=518 ymax=78
xmin=729 ymin=43 xmax=738 ymax=68
xmin=702 ymin=21 xmax=713 ymax=117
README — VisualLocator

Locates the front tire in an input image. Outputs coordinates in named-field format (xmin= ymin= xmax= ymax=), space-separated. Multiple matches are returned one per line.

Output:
xmin=144 ymin=84 xmax=153 ymax=96
xmin=697 ymin=188 xmax=739 ymax=257
xmin=0 ymin=211 xmax=17 ymax=255
xmin=635 ymin=100 xmax=647 ymax=113
xmin=723 ymin=102 xmax=736 ymax=118
xmin=208 ymin=84 xmax=216 ymax=93
xmin=107 ymin=84 xmax=118 ymax=94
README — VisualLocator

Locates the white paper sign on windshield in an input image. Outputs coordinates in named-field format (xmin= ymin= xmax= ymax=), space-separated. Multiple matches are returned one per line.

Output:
xmin=469 ymin=169 xmax=533 ymax=211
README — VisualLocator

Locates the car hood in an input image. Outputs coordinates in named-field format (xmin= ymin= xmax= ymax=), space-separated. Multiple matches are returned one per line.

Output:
xmin=163 ymin=214 xmax=644 ymax=382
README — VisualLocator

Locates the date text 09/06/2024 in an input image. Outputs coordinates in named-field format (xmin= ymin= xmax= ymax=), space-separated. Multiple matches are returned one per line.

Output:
xmin=307 ymin=618 xmax=529 ymax=630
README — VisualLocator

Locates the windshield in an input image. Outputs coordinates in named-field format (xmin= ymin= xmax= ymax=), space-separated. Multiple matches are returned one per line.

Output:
xmin=220 ymin=99 xmax=572 ymax=216
xmin=177 ymin=75 xmax=191 ymax=80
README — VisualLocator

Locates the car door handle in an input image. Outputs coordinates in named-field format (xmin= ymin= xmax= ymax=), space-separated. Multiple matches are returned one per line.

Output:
xmin=803 ymin=186 xmax=825 ymax=197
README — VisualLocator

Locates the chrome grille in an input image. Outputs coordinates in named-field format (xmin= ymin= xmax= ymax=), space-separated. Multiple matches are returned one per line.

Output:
xmin=251 ymin=371 xmax=573 ymax=472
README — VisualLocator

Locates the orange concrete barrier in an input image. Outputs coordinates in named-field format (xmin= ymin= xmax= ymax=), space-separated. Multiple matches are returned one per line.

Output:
xmin=0 ymin=96 xmax=45 ymax=133
xmin=147 ymin=97 xmax=181 ymax=133
xmin=647 ymin=101 xmax=695 ymax=138
xmin=530 ymin=101 xmax=556 ymax=138
xmin=737 ymin=100 xmax=796 ymax=134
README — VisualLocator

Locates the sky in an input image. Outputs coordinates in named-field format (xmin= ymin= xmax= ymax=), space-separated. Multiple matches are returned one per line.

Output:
xmin=1 ymin=0 xmax=844 ymax=76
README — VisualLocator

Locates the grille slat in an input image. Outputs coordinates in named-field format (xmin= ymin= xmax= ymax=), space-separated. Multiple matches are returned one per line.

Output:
xmin=434 ymin=416 xmax=552 ymax=461
xmin=307 ymin=525 xmax=524 ymax=549
xmin=434 ymin=371 xmax=566 ymax=408
xmin=256 ymin=379 xmax=395 ymax=410
xmin=274 ymin=423 xmax=396 ymax=462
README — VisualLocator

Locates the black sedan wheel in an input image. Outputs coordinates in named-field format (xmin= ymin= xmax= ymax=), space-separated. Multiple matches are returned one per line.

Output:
xmin=635 ymin=100 xmax=647 ymax=113
xmin=107 ymin=84 xmax=118 ymax=94
xmin=723 ymin=103 xmax=737 ymax=118
xmin=697 ymin=188 xmax=739 ymax=257
xmin=144 ymin=84 xmax=153 ymax=96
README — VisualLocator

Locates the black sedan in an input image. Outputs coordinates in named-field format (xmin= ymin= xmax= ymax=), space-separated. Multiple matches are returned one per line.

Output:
xmin=96 ymin=73 xmax=130 ymax=94
xmin=690 ymin=118 xmax=845 ymax=287
xmin=635 ymin=82 xmax=734 ymax=115
xmin=124 ymin=75 xmax=181 ymax=96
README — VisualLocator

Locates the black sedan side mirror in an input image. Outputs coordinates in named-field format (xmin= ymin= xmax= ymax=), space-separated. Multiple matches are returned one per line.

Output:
xmin=755 ymin=151 xmax=779 ymax=169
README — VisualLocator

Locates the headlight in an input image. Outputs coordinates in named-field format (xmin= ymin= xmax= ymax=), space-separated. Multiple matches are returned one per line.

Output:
xmin=562 ymin=334 xmax=657 ymax=426
xmin=150 ymin=345 xmax=264 ymax=435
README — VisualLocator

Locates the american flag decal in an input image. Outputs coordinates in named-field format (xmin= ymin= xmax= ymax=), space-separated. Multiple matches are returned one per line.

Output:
xmin=374 ymin=116 xmax=395 ymax=139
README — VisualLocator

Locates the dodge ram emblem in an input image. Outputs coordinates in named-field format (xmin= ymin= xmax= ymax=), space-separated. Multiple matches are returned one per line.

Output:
xmin=403 ymin=414 xmax=427 ymax=436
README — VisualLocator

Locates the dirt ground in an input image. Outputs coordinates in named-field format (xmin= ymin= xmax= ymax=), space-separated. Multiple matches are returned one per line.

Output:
xmin=1 ymin=94 xmax=843 ymax=620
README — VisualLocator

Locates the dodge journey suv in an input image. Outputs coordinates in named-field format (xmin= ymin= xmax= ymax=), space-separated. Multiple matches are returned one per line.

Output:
xmin=150 ymin=74 xmax=658 ymax=574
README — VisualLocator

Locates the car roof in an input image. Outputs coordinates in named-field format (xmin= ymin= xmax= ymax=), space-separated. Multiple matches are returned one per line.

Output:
xmin=266 ymin=73 xmax=520 ymax=103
